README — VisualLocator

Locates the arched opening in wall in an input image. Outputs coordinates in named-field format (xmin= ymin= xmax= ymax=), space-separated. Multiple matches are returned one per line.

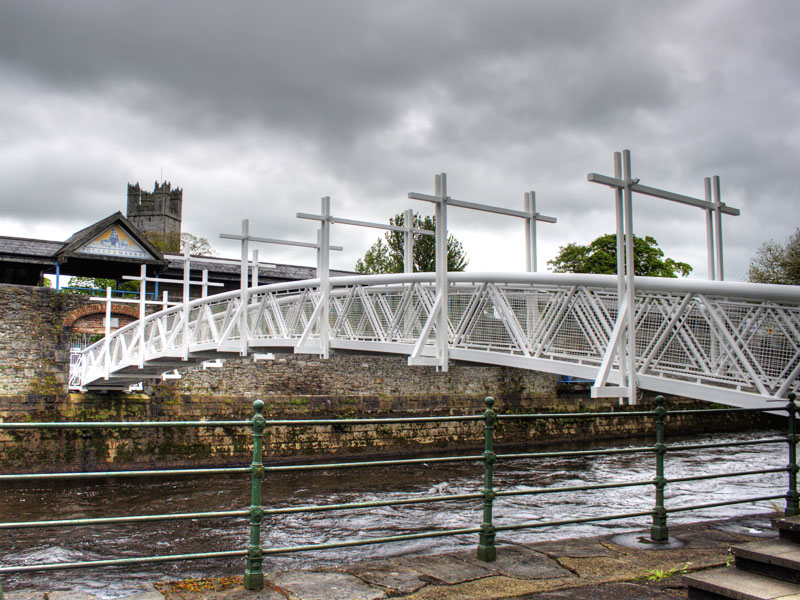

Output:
xmin=64 ymin=305 xmax=139 ymax=387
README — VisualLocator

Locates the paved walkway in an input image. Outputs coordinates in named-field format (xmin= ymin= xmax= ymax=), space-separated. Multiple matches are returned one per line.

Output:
xmin=3 ymin=513 xmax=780 ymax=600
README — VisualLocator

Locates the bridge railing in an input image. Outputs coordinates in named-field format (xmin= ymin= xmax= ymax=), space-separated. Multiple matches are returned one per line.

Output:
xmin=0 ymin=394 xmax=796 ymax=595
xmin=75 ymin=273 xmax=800 ymax=405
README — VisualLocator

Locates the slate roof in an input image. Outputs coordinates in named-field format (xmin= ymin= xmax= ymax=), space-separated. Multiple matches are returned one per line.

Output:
xmin=0 ymin=236 xmax=64 ymax=260
xmin=163 ymin=254 xmax=354 ymax=282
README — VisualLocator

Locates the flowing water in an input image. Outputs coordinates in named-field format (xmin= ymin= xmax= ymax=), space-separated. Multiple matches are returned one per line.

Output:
xmin=0 ymin=428 xmax=787 ymax=597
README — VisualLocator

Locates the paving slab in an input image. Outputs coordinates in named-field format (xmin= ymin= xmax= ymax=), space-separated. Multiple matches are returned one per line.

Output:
xmin=269 ymin=571 xmax=385 ymax=600
xmin=396 ymin=554 xmax=495 ymax=585
xmin=521 ymin=539 xmax=619 ymax=559
xmin=343 ymin=560 xmax=428 ymax=595
xmin=449 ymin=546 xmax=572 ymax=580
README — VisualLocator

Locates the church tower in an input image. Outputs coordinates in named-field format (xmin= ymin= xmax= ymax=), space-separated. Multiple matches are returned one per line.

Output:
xmin=126 ymin=181 xmax=183 ymax=253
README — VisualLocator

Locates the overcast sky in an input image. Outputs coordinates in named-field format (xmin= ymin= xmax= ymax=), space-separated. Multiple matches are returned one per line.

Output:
xmin=1 ymin=1 xmax=798 ymax=281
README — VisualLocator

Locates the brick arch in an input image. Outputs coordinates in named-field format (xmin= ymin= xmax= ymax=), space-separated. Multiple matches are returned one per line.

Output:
xmin=63 ymin=304 xmax=139 ymax=328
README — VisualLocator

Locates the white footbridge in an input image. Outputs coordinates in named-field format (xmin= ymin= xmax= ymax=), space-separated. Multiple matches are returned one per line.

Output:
xmin=75 ymin=272 xmax=800 ymax=408
xmin=72 ymin=154 xmax=800 ymax=408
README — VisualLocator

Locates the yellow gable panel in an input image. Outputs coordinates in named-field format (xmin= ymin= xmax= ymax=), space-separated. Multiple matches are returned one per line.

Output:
xmin=77 ymin=226 xmax=152 ymax=259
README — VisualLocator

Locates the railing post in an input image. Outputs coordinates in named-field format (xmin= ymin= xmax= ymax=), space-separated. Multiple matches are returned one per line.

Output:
xmin=651 ymin=395 xmax=668 ymax=541
xmin=786 ymin=392 xmax=798 ymax=517
xmin=477 ymin=396 xmax=497 ymax=562
xmin=244 ymin=399 xmax=266 ymax=590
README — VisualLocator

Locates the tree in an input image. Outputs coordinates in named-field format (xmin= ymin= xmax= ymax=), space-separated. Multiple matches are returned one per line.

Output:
xmin=747 ymin=227 xmax=800 ymax=285
xmin=355 ymin=213 xmax=468 ymax=274
xmin=62 ymin=276 xmax=139 ymax=295
xmin=548 ymin=233 xmax=692 ymax=278
xmin=181 ymin=233 xmax=217 ymax=257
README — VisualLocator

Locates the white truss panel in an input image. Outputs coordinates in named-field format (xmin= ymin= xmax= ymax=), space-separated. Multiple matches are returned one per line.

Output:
xmin=74 ymin=273 xmax=800 ymax=407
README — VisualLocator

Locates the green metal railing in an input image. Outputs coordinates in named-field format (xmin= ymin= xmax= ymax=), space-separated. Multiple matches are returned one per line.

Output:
xmin=0 ymin=393 xmax=796 ymax=595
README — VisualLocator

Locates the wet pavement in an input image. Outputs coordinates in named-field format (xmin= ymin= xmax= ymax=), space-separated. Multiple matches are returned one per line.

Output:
xmin=3 ymin=512 xmax=780 ymax=599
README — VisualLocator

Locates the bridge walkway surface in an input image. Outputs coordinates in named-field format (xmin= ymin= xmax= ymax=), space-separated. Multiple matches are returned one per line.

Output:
xmin=3 ymin=513 xmax=779 ymax=600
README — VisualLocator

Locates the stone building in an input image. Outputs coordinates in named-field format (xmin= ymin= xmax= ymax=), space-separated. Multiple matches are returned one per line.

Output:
xmin=126 ymin=181 xmax=183 ymax=253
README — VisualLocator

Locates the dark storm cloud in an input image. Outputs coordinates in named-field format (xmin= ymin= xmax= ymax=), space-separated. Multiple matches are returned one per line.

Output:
xmin=0 ymin=1 xmax=798 ymax=278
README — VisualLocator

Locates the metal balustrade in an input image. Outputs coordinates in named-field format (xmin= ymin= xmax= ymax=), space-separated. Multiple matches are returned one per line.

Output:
xmin=75 ymin=272 xmax=800 ymax=408
xmin=0 ymin=394 xmax=796 ymax=595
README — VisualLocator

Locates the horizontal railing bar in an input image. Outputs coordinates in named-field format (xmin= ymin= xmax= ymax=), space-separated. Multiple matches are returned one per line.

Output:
xmin=664 ymin=494 xmax=785 ymax=514
xmin=667 ymin=468 xmax=786 ymax=484
xmin=0 ymin=420 xmax=250 ymax=430
xmin=497 ymin=411 xmax=653 ymax=420
xmin=494 ymin=509 xmax=656 ymax=533
xmin=265 ymin=415 xmax=484 ymax=426
xmin=264 ymin=455 xmax=483 ymax=472
xmin=0 ymin=467 xmax=250 ymax=482
xmin=0 ymin=549 xmax=247 ymax=574
xmin=0 ymin=510 xmax=250 ymax=530
xmin=263 ymin=493 xmax=483 ymax=516
xmin=261 ymin=526 xmax=483 ymax=555
xmin=669 ymin=407 xmax=785 ymax=415
xmin=495 ymin=479 xmax=653 ymax=498
xmin=666 ymin=438 xmax=785 ymax=452
xmin=496 ymin=446 xmax=654 ymax=460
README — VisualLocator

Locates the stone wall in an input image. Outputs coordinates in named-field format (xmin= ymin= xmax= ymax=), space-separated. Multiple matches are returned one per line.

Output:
xmin=0 ymin=285 xmax=87 ymax=395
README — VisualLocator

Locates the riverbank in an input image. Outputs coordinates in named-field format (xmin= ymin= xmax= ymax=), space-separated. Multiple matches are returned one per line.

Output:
xmin=2 ymin=512 xmax=780 ymax=599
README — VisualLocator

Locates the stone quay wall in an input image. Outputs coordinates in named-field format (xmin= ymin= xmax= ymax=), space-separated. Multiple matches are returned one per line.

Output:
xmin=0 ymin=283 xmax=780 ymax=474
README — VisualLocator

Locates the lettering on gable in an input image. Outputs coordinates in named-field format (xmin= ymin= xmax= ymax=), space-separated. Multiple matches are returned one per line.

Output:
xmin=77 ymin=226 xmax=152 ymax=259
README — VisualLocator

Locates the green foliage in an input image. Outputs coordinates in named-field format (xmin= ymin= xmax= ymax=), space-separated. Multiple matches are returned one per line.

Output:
xmin=548 ymin=233 xmax=692 ymax=278
xmin=62 ymin=277 xmax=139 ymax=296
xmin=643 ymin=562 xmax=691 ymax=581
xmin=355 ymin=213 xmax=468 ymax=274
xmin=747 ymin=227 xmax=800 ymax=285
xmin=181 ymin=232 xmax=217 ymax=257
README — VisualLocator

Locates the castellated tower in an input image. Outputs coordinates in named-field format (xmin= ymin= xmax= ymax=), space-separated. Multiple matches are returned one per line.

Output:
xmin=126 ymin=181 xmax=183 ymax=253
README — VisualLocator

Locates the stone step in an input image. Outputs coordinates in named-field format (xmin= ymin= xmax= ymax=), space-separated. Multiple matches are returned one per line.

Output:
xmin=734 ymin=539 xmax=800 ymax=584
xmin=684 ymin=567 xmax=800 ymax=599
xmin=776 ymin=516 xmax=800 ymax=544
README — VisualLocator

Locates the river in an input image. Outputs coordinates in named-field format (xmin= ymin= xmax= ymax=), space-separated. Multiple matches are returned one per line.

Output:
xmin=0 ymin=428 xmax=787 ymax=598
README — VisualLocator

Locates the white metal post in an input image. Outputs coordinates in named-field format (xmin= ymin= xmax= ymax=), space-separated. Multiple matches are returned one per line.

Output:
xmin=104 ymin=286 xmax=112 ymax=380
xmin=704 ymin=177 xmax=716 ymax=281
xmin=622 ymin=150 xmax=637 ymax=405
xmin=138 ymin=264 xmax=146 ymax=368
xmin=240 ymin=219 xmax=249 ymax=356
xmin=713 ymin=176 xmax=724 ymax=281
xmin=614 ymin=152 xmax=628 ymax=404
xmin=183 ymin=245 xmax=191 ymax=360
xmin=435 ymin=173 xmax=449 ymax=371
xmin=403 ymin=208 xmax=414 ymax=274
xmin=251 ymin=249 xmax=259 ymax=288
xmin=319 ymin=196 xmax=331 ymax=359
xmin=201 ymin=270 xmax=210 ymax=298
xmin=524 ymin=192 xmax=536 ymax=272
